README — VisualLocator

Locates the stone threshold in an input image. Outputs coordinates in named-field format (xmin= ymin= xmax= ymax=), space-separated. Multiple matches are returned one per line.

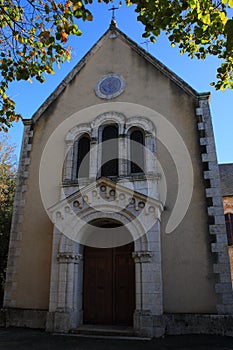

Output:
xmin=67 ymin=324 xmax=151 ymax=340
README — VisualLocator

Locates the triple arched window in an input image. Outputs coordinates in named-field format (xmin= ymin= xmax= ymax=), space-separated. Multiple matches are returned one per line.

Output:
xmin=64 ymin=113 xmax=156 ymax=183
xmin=73 ymin=126 xmax=145 ymax=180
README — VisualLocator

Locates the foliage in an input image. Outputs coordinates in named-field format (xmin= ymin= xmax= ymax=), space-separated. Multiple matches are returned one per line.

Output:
xmin=0 ymin=0 xmax=233 ymax=131
xmin=0 ymin=135 xmax=17 ymax=306
xmin=125 ymin=0 xmax=233 ymax=91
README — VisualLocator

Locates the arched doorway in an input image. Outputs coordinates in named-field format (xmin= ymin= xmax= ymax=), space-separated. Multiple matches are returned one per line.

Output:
xmin=83 ymin=221 xmax=135 ymax=326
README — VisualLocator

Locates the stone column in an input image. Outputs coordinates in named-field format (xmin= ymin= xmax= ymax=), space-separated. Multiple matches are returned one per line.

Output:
xmin=134 ymin=260 xmax=142 ymax=311
xmin=144 ymin=132 xmax=156 ymax=175
xmin=132 ymin=251 xmax=154 ymax=337
xmin=63 ymin=141 xmax=74 ymax=181
xmin=89 ymin=138 xmax=98 ymax=179
xmin=47 ymin=252 xmax=82 ymax=333
xmin=119 ymin=134 xmax=128 ymax=177
xmin=132 ymin=247 xmax=164 ymax=337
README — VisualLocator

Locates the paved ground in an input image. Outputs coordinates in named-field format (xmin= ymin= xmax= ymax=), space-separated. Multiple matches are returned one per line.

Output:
xmin=0 ymin=328 xmax=233 ymax=350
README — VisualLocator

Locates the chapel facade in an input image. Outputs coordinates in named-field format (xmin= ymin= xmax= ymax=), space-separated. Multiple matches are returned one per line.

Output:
xmin=3 ymin=22 xmax=233 ymax=337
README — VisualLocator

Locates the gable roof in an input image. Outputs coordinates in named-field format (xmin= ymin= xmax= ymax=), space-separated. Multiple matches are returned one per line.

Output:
xmin=27 ymin=22 xmax=210 ymax=125
xmin=219 ymin=163 xmax=233 ymax=196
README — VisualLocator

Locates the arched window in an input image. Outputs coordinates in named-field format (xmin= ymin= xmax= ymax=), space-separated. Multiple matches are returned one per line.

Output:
xmin=101 ymin=124 xmax=118 ymax=177
xmin=225 ymin=213 xmax=233 ymax=246
xmin=130 ymin=128 xmax=144 ymax=174
xmin=76 ymin=134 xmax=90 ymax=178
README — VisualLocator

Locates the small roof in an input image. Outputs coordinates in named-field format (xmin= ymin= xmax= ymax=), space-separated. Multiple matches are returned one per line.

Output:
xmin=219 ymin=163 xmax=233 ymax=196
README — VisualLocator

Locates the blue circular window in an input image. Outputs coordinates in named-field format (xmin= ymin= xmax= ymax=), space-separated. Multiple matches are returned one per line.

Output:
xmin=95 ymin=74 xmax=126 ymax=99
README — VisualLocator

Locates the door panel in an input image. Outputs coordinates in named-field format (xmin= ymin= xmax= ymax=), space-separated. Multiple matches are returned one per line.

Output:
xmin=83 ymin=248 xmax=113 ymax=324
xmin=115 ymin=244 xmax=135 ymax=325
xmin=83 ymin=242 xmax=135 ymax=325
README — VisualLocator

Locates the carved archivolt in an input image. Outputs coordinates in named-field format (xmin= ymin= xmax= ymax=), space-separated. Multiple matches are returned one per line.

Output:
xmin=49 ymin=177 xmax=163 ymax=248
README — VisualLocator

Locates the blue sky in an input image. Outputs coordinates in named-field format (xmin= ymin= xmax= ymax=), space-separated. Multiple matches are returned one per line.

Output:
xmin=7 ymin=1 xmax=233 ymax=164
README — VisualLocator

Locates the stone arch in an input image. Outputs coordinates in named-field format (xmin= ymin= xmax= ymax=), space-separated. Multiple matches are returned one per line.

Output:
xmin=63 ymin=124 xmax=92 ymax=182
xmin=68 ymin=204 xmax=150 ymax=250
xmin=49 ymin=192 xmax=162 ymax=334
xmin=125 ymin=117 xmax=156 ymax=176
xmin=125 ymin=116 xmax=156 ymax=136
xmin=65 ymin=123 xmax=91 ymax=143
xmin=91 ymin=111 xmax=126 ymax=138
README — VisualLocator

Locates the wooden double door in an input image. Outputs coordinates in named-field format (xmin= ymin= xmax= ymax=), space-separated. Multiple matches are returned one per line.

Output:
xmin=83 ymin=242 xmax=135 ymax=326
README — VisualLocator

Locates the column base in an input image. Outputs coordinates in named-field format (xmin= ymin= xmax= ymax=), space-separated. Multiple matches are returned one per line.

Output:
xmin=134 ymin=310 xmax=165 ymax=338
xmin=46 ymin=310 xmax=79 ymax=333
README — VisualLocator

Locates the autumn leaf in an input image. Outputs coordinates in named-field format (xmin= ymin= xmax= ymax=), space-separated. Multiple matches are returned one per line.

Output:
xmin=73 ymin=1 xmax=83 ymax=11
xmin=61 ymin=32 xmax=68 ymax=43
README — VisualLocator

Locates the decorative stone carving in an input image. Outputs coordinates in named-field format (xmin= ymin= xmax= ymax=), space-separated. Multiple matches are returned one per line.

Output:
xmin=132 ymin=251 xmax=153 ymax=263
xmin=49 ymin=177 xmax=163 ymax=245
xmin=57 ymin=253 xmax=82 ymax=264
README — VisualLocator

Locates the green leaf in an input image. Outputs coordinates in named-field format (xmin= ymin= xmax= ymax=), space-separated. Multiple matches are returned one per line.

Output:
xmin=150 ymin=36 xmax=156 ymax=43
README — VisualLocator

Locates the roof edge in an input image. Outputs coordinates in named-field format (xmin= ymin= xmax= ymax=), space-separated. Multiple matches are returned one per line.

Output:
xmin=115 ymin=27 xmax=209 ymax=99
xmin=31 ymin=27 xmax=111 ymax=124
xmin=30 ymin=24 xmax=211 ymax=124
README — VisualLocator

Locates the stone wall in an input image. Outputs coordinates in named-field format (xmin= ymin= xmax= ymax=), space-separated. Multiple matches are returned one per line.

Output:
xmin=161 ymin=314 xmax=233 ymax=337
xmin=0 ymin=309 xmax=47 ymax=329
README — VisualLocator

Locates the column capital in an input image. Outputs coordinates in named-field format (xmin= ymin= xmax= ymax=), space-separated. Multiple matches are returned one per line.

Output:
xmin=132 ymin=251 xmax=153 ymax=263
xmin=57 ymin=253 xmax=82 ymax=264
